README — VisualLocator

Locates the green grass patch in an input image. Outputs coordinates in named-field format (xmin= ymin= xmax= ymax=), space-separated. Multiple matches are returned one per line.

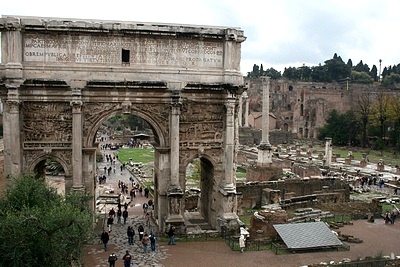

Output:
xmin=331 ymin=147 xmax=399 ymax=166
xmin=236 ymin=168 xmax=246 ymax=178
xmin=116 ymin=148 xmax=154 ymax=164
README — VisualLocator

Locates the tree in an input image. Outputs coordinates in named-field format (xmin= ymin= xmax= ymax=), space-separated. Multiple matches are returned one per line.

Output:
xmin=370 ymin=65 xmax=378 ymax=82
xmin=310 ymin=65 xmax=330 ymax=82
xmin=354 ymin=60 xmax=370 ymax=73
xmin=370 ymin=92 xmax=391 ymax=141
xmin=356 ymin=93 xmax=372 ymax=147
xmin=318 ymin=109 xmax=358 ymax=146
xmin=263 ymin=67 xmax=282 ymax=79
xmin=247 ymin=64 xmax=260 ymax=78
xmin=387 ymin=94 xmax=400 ymax=148
xmin=346 ymin=59 xmax=353 ymax=69
xmin=259 ymin=64 xmax=264 ymax=76
xmin=324 ymin=53 xmax=351 ymax=82
xmin=0 ymin=175 xmax=93 ymax=267
xmin=382 ymin=73 xmax=400 ymax=87
xmin=282 ymin=67 xmax=299 ymax=80
xmin=351 ymin=70 xmax=373 ymax=84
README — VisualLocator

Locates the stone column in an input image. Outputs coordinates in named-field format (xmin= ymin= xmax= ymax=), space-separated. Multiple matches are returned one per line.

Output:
xmin=166 ymin=82 xmax=184 ymax=225
xmin=325 ymin=137 xmax=332 ymax=167
xmin=258 ymin=77 xmax=272 ymax=165
xmin=219 ymin=96 xmax=239 ymax=230
xmin=2 ymin=23 xmax=24 ymax=177
xmin=238 ymin=94 xmax=243 ymax=127
xmin=4 ymin=99 xmax=22 ymax=177
xmin=222 ymin=97 xmax=236 ymax=193
xmin=83 ymin=148 xmax=97 ymax=211
xmin=243 ymin=92 xmax=249 ymax=127
xmin=71 ymin=89 xmax=84 ymax=190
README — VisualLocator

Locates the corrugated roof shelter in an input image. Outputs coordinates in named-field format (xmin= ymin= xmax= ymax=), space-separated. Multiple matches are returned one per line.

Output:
xmin=273 ymin=222 xmax=343 ymax=250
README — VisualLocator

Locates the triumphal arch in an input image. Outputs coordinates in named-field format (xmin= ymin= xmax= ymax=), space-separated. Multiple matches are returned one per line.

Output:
xmin=0 ymin=15 xmax=246 ymax=232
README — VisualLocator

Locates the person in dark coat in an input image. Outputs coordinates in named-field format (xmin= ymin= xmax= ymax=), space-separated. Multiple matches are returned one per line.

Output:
xmin=127 ymin=226 xmax=135 ymax=245
xmin=123 ymin=209 xmax=129 ymax=224
xmin=101 ymin=230 xmax=110 ymax=251
xmin=138 ymin=225 xmax=144 ymax=241
xmin=108 ymin=252 xmax=117 ymax=267
xmin=167 ymin=225 xmax=176 ymax=245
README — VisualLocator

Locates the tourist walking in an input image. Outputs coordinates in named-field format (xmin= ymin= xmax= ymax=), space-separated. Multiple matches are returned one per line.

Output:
xmin=101 ymin=230 xmax=110 ymax=251
xmin=144 ymin=187 xmax=149 ymax=198
xmin=145 ymin=212 xmax=150 ymax=227
xmin=123 ymin=209 xmax=129 ymax=224
xmin=122 ymin=250 xmax=132 ymax=267
xmin=141 ymin=232 xmax=150 ymax=253
xmin=143 ymin=202 xmax=148 ymax=214
xmin=107 ymin=215 xmax=114 ymax=232
xmin=108 ymin=252 xmax=118 ymax=267
xmin=149 ymin=232 xmax=156 ymax=251
xmin=127 ymin=226 xmax=135 ymax=245
xmin=239 ymin=234 xmax=246 ymax=253
xmin=117 ymin=209 xmax=122 ymax=224
xmin=138 ymin=225 xmax=145 ymax=241
xmin=167 ymin=225 xmax=176 ymax=245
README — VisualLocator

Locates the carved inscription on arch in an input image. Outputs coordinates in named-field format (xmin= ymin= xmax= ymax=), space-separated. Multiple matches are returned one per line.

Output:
xmin=23 ymin=33 xmax=223 ymax=68
xmin=21 ymin=102 xmax=72 ymax=143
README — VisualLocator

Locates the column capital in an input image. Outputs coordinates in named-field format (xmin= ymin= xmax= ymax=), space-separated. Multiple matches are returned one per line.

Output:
xmin=70 ymin=100 xmax=83 ymax=113
xmin=6 ymin=100 xmax=20 ymax=113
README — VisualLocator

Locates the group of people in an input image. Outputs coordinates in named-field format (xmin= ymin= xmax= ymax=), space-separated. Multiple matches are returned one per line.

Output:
xmin=385 ymin=206 xmax=399 ymax=224
xmin=107 ymin=250 xmax=132 ymax=267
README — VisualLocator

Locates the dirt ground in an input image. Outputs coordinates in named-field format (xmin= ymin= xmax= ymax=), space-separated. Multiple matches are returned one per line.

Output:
xmin=82 ymin=218 xmax=400 ymax=267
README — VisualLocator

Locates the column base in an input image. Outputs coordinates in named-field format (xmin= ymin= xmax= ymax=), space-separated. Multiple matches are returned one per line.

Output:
xmin=219 ymin=183 xmax=236 ymax=195
xmin=71 ymin=185 xmax=85 ymax=192
xmin=258 ymin=144 xmax=273 ymax=165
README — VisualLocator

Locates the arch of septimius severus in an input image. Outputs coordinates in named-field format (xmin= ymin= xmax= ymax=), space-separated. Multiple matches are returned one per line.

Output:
xmin=0 ymin=15 xmax=246 ymax=232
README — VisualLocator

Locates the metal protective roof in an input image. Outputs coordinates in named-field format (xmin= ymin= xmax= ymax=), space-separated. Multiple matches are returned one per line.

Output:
xmin=273 ymin=222 xmax=343 ymax=250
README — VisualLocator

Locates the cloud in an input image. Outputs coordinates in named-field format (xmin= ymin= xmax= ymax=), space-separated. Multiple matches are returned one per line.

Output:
xmin=2 ymin=0 xmax=400 ymax=74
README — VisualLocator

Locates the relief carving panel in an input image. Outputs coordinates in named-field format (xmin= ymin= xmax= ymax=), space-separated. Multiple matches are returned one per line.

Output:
xmin=179 ymin=101 xmax=224 ymax=148
xmin=83 ymin=103 xmax=118 ymax=137
xmin=22 ymin=102 xmax=72 ymax=143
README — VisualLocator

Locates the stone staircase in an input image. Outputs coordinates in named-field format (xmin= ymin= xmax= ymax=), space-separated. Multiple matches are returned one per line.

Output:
xmin=288 ymin=207 xmax=334 ymax=223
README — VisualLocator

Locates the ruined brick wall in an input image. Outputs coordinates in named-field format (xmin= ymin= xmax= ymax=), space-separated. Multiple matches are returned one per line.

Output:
xmin=246 ymin=166 xmax=282 ymax=181
xmin=244 ymin=78 xmax=397 ymax=139
xmin=249 ymin=209 xmax=288 ymax=240
xmin=237 ymin=178 xmax=350 ymax=209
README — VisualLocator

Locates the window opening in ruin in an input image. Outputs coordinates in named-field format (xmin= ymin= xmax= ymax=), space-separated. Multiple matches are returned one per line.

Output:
xmin=122 ymin=49 xmax=130 ymax=64
xmin=289 ymin=85 xmax=293 ymax=91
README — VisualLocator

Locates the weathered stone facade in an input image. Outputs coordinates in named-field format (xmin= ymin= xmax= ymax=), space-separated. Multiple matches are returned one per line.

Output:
xmin=0 ymin=16 xmax=246 ymax=233
xmin=237 ymin=178 xmax=350 ymax=213
xmin=243 ymin=78 xmax=397 ymax=141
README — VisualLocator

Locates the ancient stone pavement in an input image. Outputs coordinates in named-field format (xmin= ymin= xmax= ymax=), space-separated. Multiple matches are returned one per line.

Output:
xmin=85 ymin=147 xmax=169 ymax=267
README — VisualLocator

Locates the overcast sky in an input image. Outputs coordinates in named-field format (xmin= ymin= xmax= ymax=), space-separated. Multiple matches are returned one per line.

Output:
xmin=2 ymin=0 xmax=399 ymax=75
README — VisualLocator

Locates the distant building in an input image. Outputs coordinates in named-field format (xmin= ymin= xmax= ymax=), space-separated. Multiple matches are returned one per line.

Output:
xmin=248 ymin=112 xmax=276 ymax=130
